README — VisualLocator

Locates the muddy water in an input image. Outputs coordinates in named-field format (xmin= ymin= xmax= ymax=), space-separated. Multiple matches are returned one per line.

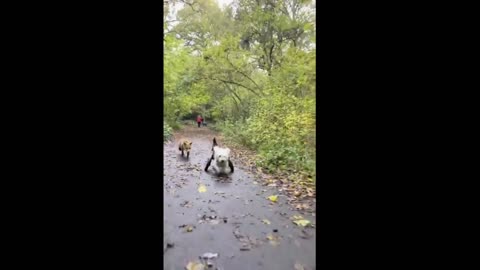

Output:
xmin=163 ymin=126 xmax=316 ymax=270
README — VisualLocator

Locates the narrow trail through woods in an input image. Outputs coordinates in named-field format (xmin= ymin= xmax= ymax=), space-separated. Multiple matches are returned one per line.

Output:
xmin=163 ymin=125 xmax=316 ymax=270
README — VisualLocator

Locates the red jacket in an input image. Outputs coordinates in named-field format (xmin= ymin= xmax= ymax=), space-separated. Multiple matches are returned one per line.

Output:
xmin=196 ymin=116 xmax=203 ymax=123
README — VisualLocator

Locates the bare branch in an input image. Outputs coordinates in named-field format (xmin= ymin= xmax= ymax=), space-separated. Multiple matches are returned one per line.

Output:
xmin=207 ymin=77 xmax=261 ymax=96
xmin=225 ymin=52 xmax=260 ymax=89
xmin=223 ymin=82 xmax=243 ymax=103
xmin=177 ymin=0 xmax=201 ymax=12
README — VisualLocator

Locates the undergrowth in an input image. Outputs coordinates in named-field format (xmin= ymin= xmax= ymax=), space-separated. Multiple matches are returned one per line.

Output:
xmin=216 ymin=118 xmax=316 ymax=185
xmin=163 ymin=122 xmax=173 ymax=142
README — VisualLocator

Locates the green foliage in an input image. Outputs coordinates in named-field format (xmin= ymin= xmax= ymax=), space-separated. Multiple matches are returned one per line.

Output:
xmin=218 ymin=91 xmax=315 ymax=178
xmin=163 ymin=35 xmax=211 ymax=126
xmin=164 ymin=122 xmax=173 ymax=142
xmin=164 ymin=0 xmax=316 ymax=181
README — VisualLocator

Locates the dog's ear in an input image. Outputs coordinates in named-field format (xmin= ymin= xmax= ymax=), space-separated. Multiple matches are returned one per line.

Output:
xmin=212 ymin=137 xmax=218 ymax=151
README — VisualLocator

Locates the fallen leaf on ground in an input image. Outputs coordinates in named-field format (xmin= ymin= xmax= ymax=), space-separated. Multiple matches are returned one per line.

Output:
xmin=293 ymin=219 xmax=311 ymax=227
xmin=198 ymin=184 xmax=207 ymax=193
xmin=299 ymin=229 xmax=313 ymax=239
xmin=295 ymin=203 xmax=310 ymax=210
xmin=267 ymin=195 xmax=278 ymax=202
xmin=185 ymin=261 xmax=204 ymax=270
xmin=233 ymin=229 xmax=244 ymax=239
xmin=240 ymin=245 xmax=250 ymax=251
xmin=180 ymin=201 xmax=193 ymax=208
xmin=294 ymin=262 xmax=305 ymax=270
xmin=262 ymin=219 xmax=271 ymax=225
xmin=266 ymin=234 xmax=280 ymax=246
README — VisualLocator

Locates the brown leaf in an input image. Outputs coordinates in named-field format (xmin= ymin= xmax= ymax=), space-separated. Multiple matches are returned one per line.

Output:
xmin=295 ymin=203 xmax=310 ymax=210
xmin=240 ymin=246 xmax=250 ymax=251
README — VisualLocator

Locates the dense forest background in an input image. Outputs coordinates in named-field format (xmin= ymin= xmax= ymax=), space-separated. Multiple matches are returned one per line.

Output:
xmin=164 ymin=0 xmax=316 ymax=183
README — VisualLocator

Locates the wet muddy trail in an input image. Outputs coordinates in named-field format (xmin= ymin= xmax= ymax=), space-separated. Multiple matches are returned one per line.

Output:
xmin=163 ymin=125 xmax=316 ymax=270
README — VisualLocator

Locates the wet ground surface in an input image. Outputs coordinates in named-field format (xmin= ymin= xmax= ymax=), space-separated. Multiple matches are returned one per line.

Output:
xmin=164 ymin=125 xmax=316 ymax=270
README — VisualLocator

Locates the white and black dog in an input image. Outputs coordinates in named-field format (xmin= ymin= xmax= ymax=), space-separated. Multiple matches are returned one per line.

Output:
xmin=204 ymin=137 xmax=234 ymax=174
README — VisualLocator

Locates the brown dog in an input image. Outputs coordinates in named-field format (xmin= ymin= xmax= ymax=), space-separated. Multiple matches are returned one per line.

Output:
xmin=178 ymin=139 xmax=193 ymax=158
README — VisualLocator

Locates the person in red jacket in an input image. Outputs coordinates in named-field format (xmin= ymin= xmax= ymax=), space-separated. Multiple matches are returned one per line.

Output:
xmin=196 ymin=115 xmax=203 ymax=128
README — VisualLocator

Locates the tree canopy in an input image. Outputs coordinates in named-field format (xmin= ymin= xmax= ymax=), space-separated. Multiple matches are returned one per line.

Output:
xmin=164 ymin=0 xmax=316 ymax=181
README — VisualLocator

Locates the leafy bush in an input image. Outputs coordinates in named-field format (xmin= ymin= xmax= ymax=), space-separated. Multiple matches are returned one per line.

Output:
xmin=215 ymin=119 xmax=252 ymax=147
xmin=216 ymin=92 xmax=315 ymax=181
xmin=164 ymin=0 xmax=316 ymax=183
xmin=163 ymin=122 xmax=173 ymax=142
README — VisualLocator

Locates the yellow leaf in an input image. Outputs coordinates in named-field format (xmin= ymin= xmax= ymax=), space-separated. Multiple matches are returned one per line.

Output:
xmin=266 ymin=234 xmax=280 ymax=246
xmin=198 ymin=184 xmax=207 ymax=193
xmin=267 ymin=195 xmax=278 ymax=202
xmin=293 ymin=219 xmax=311 ymax=227
xmin=262 ymin=219 xmax=271 ymax=225
xmin=186 ymin=261 xmax=204 ymax=270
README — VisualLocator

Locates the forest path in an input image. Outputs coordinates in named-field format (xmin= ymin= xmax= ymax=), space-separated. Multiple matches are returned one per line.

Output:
xmin=163 ymin=125 xmax=316 ymax=270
